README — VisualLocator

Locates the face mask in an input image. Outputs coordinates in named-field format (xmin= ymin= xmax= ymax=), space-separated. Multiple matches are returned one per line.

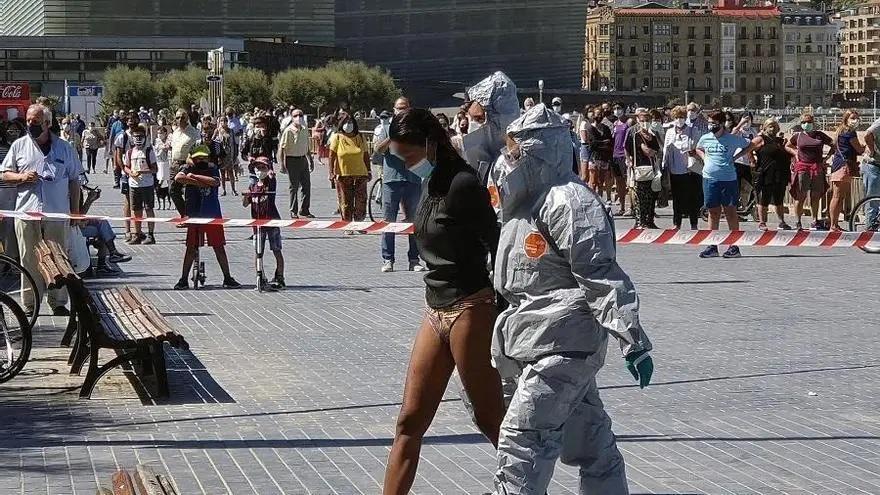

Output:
xmin=552 ymin=105 xmax=562 ymax=112
xmin=255 ymin=169 xmax=269 ymax=180
xmin=293 ymin=116 xmax=304 ymax=125
xmin=764 ymin=128 xmax=778 ymax=137
xmin=409 ymin=157 xmax=434 ymax=179
xmin=254 ymin=128 xmax=265 ymax=138
xmin=62 ymin=123 xmax=70 ymax=131
xmin=801 ymin=123 xmax=814 ymax=132
xmin=639 ymin=121 xmax=649 ymax=131
xmin=849 ymin=119 xmax=860 ymax=128
xmin=342 ymin=122 xmax=354 ymax=133
xmin=708 ymin=123 xmax=722 ymax=134
xmin=687 ymin=110 xmax=698 ymax=120
xmin=614 ymin=109 xmax=624 ymax=117
xmin=674 ymin=118 xmax=686 ymax=128
xmin=28 ymin=124 xmax=44 ymax=139
xmin=467 ymin=119 xmax=483 ymax=134
xmin=133 ymin=136 xmax=146 ymax=146
xmin=380 ymin=118 xmax=389 ymax=125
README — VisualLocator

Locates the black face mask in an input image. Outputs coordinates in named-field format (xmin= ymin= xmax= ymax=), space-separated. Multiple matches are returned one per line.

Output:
xmin=27 ymin=124 xmax=44 ymax=139
xmin=707 ymin=123 xmax=722 ymax=134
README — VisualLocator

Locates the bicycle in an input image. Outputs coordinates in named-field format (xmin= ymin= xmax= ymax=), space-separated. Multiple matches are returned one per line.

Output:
xmin=0 ymin=253 xmax=41 ymax=331
xmin=368 ymin=167 xmax=384 ymax=222
xmin=848 ymin=195 xmax=880 ymax=254
xmin=0 ymin=290 xmax=32 ymax=383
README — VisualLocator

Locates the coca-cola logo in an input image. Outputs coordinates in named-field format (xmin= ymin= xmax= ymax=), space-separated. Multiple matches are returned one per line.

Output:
xmin=0 ymin=84 xmax=29 ymax=100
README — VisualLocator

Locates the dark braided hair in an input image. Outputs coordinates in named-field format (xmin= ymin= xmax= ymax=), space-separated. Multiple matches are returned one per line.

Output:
xmin=390 ymin=108 xmax=471 ymax=196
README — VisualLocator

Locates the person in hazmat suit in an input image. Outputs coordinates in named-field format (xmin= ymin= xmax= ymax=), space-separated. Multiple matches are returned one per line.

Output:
xmin=461 ymin=71 xmax=521 ymax=184
xmin=489 ymin=103 xmax=654 ymax=495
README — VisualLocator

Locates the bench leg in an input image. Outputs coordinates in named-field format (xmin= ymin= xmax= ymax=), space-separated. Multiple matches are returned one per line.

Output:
xmin=69 ymin=324 xmax=89 ymax=375
xmin=61 ymin=312 xmax=76 ymax=347
xmin=79 ymin=349 xmax=144 ymax=399
xmin=151 ymin=343 xmax=169 ymax=398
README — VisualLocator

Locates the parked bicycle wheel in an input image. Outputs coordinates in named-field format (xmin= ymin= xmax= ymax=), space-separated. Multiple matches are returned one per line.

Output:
xmin=368 ymin=177 xmax=383 ymax=223
xmin=0 ymin=254 xmax=40 ymax=330
xmin=0 ymin=291 xmax=32 ymax=383
xmin=848 ymin=195 xmax=880 ymax=254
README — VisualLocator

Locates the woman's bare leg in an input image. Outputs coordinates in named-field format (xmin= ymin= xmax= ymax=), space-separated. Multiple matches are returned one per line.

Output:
xmin=383 ymin=321 xmax=455 ymax=495
xmin=449 ymin=306 xmax=504 ymax=447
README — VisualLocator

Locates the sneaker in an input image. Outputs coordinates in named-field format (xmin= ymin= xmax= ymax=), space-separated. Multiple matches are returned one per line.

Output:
xmin=173 ymin=278 xmax=189 ymax=290
xmin=143 ymin=234 xmax=156 ymax=245
xmin=381 ymin=260 xmax=394 ymax=273
xmin=52 ymin=306 xmax=70 ymax=317
xmin=108 ymin=252 xmax=132 ymax=263
xmin=300 ymin=212 xmax=316 ymax=219
xmin=757 ymin=222 xmax=768 ymax=231
xmin=811 ymin=220 xmax=828 ymax=231
xmin=222 ymin=277 xmax=243 ymax=289
xmin=129 ymin=235 xmax=143 ymax=245
xmin=722 ymin=245 xmax=742 ymax=258
xmin=95 ymin=264 xmax=120 ymax=276
xmin=290 ymin=213 xmax=300 ymax=219
xmin=270 ymin=276 xmax=286 ymax=289
xmin=778 ymin=222 xmax=792 ymax=230
xmin=699 ymin=245 xmax=719 ymax=258
xmin=409 ymin=261 xmax=427 ymax=272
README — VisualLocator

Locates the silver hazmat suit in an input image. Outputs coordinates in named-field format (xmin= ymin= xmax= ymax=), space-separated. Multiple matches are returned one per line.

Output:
xmin=490 ymin=104 xmax=652 ymax=495
xmin=462 ymin=71 xmax=521 ymax=182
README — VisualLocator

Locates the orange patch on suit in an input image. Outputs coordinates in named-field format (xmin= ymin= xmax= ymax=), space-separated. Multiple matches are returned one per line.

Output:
xmin=523 ymin=231 xmax=548 ymax=259
xmin=487 ymin=184 xmax=500 ymax=208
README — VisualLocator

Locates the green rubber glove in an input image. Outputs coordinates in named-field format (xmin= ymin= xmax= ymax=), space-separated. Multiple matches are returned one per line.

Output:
xmin=625 ymin=350 xmax=653 ymax=389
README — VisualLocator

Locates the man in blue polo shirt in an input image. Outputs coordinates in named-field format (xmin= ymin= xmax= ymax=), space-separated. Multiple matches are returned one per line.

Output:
xmin=696 ymin=110 xmax=756 ymax=259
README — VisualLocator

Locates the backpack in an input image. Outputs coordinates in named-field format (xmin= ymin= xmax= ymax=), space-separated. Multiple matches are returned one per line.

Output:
xmin=125 ymin=145 xmax=153 ymax=172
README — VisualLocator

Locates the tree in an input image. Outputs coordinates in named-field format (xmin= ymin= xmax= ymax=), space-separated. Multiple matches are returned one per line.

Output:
xmin=155 ymin=66 xmax=207 ymax=113
xmin=272 ymin=61 xmax=400 ymax=116
xmin=224 ymin=67 xmax=272 ymax=112
xmin=100 ymin=66 xmax=157 ymax=118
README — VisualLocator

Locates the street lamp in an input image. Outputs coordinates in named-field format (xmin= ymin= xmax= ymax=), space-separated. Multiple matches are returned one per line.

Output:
xmin=763 ymin=94 xmax=772 ymax=112
xmin=873 ymin=89 xmax=878 ymax=121
xmin=684 ymin=90 xmax=689 ymax=105
xmin=538 ymin=80 xmax=544 ymax=104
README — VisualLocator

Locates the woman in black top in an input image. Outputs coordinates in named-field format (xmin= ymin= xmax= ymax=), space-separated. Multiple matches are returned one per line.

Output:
xmin=382 ymin=109 xmax=503 ymax=494
xmin=751 ymin=119 xmax=794 ymax=230
xmin=625 ymin=110 xmax=661 ymax=229
xmin=586 ymin=111 xmax=614 ymax=196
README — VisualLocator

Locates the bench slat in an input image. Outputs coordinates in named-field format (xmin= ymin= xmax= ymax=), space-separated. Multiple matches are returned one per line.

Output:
xmin=110 ymin=469 xmax=137 ymax=495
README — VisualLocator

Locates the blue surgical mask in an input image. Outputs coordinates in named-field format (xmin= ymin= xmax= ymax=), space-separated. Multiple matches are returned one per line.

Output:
xmin=409 ymin=158 xmax=434 ymax=179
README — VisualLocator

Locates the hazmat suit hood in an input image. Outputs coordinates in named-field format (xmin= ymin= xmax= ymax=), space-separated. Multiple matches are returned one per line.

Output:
xmin=491 ymin=103 xmax=576 ymax=221
xmin=462 ymin=71 xmax=520 ymax=181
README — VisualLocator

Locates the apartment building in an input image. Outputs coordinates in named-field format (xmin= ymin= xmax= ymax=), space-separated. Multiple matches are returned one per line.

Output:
xmin=585 ymin=0 xmax=834 ymax=108
xmin=780 ymin=5 xmax=839 ymax=107
xmin=839 ymin=1 xmax=880 ymax=98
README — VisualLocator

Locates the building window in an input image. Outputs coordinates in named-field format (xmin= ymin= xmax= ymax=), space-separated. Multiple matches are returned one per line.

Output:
xmin=673 ymin=77 xmax=680 ymax=87
xmin=688 ymin=26 xmax=695 ymax=39
xmin=755 ymin=60 xmax=762 ymax=72
xmin=673 ymin=43 xmax=679 ymax=53
xmin=687 ymin=60 xmax=695 ymax=73
xmin=755 ymin=26 xmax=762 ymax=39
xmin=643 ymin=60 xmax=650 ymax=70
xmin=643 ymin=43 xmax=650 ymax=53
xmin=630 ymin=46 xmax=636 ymax=56
xmin=755 ymin=44 xmax=762 ymax=56
xmin=704 ymin=44 xmax=712 ymax=56
xmin=770 ymin=44 xmax=776 ymax=56
xmin=740 ymin=44 xmax=747 ymax=54
xmin=785 ymin=77 xmax=795 ymax=89
xmin=740 ymin=26 xmax=747 ymax=39
xmin=600 ymin=25 xmax=609 ymax=36
xmin=618 ymin=43 xmax=624 ymax=54
xmin=706 ymin=77 xmax=712 ymax=89
xmin=688 ymin=44 xmax=695 ymax=56
xmin=740 ymin=77 xmax=746 ymax=90
xmin=704 ymin=60 xmax=712 ymax=71
xmin=755 ymin=77 xmax=762 ymax=90
xmin=617 ymin=77 xmax=623 ymax=89
xmin=643 ymin=25 xmax=650 ymax=35
xmin=806 ymin=76 xmax=812 ymax=89
xmin=630 ymin=61 xmax=637 ymax=73
xmin=740 ymin=61 xmax=747 ymax=72
xmin=654 ymin=42 xmax=669 ymax=53
xmin=704 ymin=26 xmax=712 ymax=38
xmin=723 ymin=24 xmax=736 ymax=37
xmin=617 ymin=26 xmax=624 ymax=37
xmin=654 ymin=24 xmax=671 ymax=35
xmin=722 ymin=77 xmax=733 ymax=90
xmin=673 ymin=59 xmax=680 ymax=70
xmin=600 ymin=42 xmax=609 ymax=53
xmin=631 ymin=77 xmax=637 ymax=88
xmin=630 ymin=26 xmax=638 ymax=37
xmin=785 ymin=45 xmax=795 ymax=55
xmin=643 ymin=77 xmax=650 ymax=88
xmin=655 ymin=77 xmax=671 ymax=88
xmin=654 ymin=59 xmax=670 ymax=70
xmin=673 ymin=26 xmax=679 ymax=35
xmin=770 ymin=77 xmax=776 ymax=90
xmin=688 ymin=78 xmax=695 ymax=89
xmin=724 ymin=60 xmax=734 ymax=71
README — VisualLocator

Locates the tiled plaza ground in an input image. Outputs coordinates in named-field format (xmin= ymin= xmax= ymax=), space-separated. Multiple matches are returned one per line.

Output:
xmin=1 ymin=156 xmax=878 ymax=494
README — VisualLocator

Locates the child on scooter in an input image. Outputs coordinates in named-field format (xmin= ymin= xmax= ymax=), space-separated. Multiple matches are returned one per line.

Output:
xmin=243 ymin=155 xmax=285 ymax=290
xmin=173 ymin=144 xmax=242 ymax=290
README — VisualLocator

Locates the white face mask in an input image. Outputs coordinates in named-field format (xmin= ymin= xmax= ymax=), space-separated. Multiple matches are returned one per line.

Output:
xmin=674 ymin=118 xmax=686 ymax=128
xmin=614 ymin=109 xmax=624 ymax=117
xmin=849 ymin=119 xmax=861 ymax=128
xmin=255 ymin=168 xmax=269 ymax=180
xmin=409 ymin=158 xmax=434 ymax=179
xmin=552 ymin=105 xmax=562 ymax=112
xmin=467 ymin=119 xmax=483 ymax=134
xmin=293 ymin=116 xmax=303 ymax=125
xmin=639 ymin=121 xmax=650 ymax=130
xmin=342 ymin=122 xmax=354 ymax=133
xmin=687 ymin=110 xmax=699 ymax=120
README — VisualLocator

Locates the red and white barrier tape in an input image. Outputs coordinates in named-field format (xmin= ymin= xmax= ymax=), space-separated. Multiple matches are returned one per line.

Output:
xmin=2 ymin=210 xmax=878 ymax=248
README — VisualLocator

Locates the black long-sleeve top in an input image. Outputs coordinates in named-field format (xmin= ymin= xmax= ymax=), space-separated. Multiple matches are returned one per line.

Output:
xmin=415 ymin=163 xmax=499 ymax=309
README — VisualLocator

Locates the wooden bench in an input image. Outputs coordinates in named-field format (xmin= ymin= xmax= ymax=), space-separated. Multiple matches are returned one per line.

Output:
xmin=96 ymin=464 xmax=180 ymax=495
xmin=36 ymin=239 xmax=188 ymax=399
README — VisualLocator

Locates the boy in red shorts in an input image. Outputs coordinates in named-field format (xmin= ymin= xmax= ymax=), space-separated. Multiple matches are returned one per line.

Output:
xmin=173 ymin=145 xmax=242 ymax=290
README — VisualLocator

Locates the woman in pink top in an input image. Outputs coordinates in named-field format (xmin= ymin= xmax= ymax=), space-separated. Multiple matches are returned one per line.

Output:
xmin=786 ymin=113 xmax=836 ymax=230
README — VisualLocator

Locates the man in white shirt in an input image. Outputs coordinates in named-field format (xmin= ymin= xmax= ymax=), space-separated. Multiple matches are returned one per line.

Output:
xmin=278 ymin=108 xmax=314 ymax=218
xmin=169 ymin=109 xmax=200 ymax=215
xmin=1 ymin=103 xmax=82 ymax=315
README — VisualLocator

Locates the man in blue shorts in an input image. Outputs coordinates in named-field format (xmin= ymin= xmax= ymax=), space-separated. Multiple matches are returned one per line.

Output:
xmin=696 ymin=110 xmax=757 ymax=259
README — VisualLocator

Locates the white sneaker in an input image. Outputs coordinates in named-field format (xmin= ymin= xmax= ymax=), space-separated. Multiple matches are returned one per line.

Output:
xmin=381 ymin=261 xmax=394 ymax=273
xmin=409 ymin=261 xmax=427 ymax=272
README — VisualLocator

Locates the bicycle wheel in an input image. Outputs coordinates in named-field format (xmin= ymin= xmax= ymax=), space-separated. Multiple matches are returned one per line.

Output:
xmin=848 ymin=195 xmax=880 ymax=254
xmin=0 ymin=291 xmax=32 ymax=383
xmin=368 ymin=178 xmax=383 ymax=223
xmin=0 ymin=254 xmax=40 ymax=330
